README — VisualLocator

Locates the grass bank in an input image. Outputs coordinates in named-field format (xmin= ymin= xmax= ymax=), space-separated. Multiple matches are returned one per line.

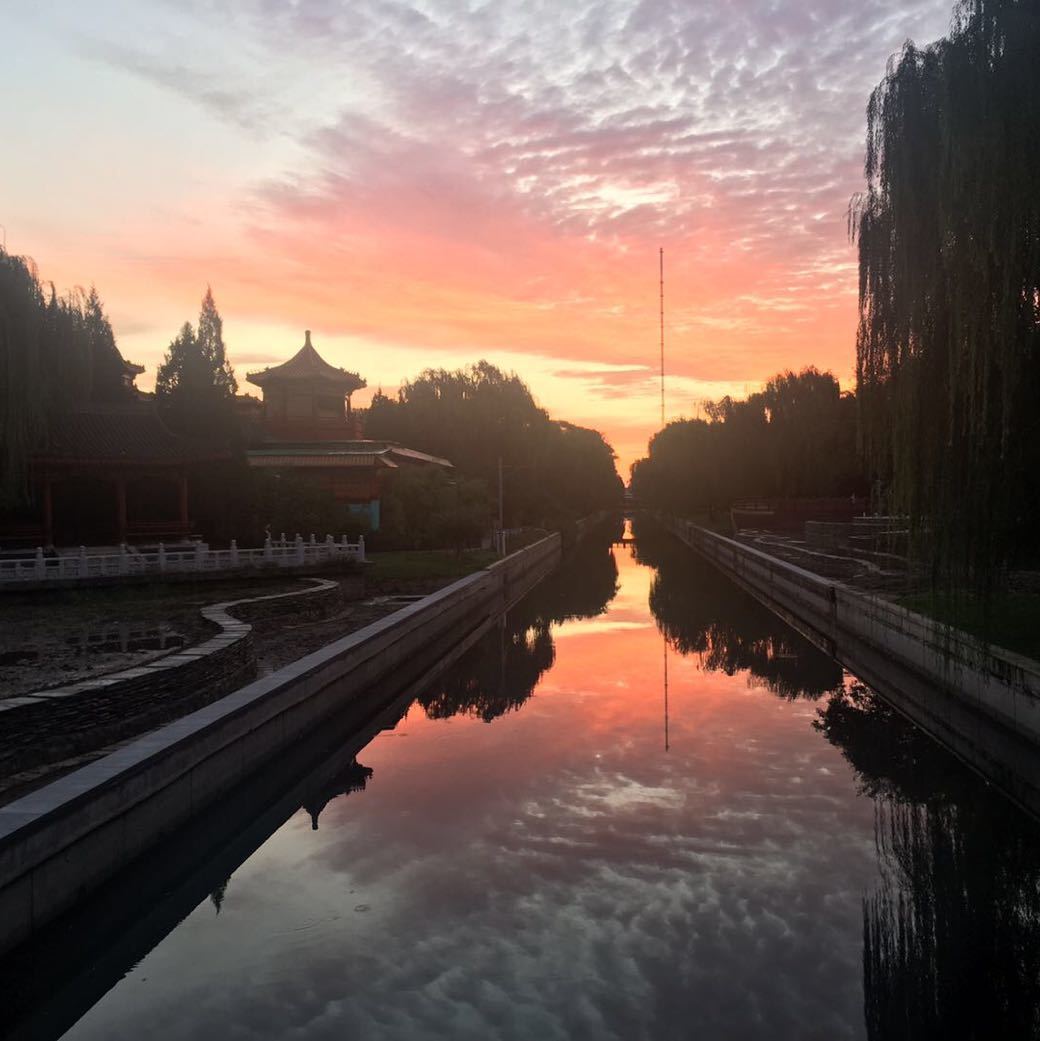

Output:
xmin=899 ymin=591 xmax=1040 ymax=663
xmin=366 ymin=548 xmax=498 ymax=586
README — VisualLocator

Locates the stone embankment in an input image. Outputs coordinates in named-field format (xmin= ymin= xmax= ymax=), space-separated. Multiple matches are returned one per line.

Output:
xmin=0 ymin=534 xmax=562 ymax=956
xmin=0 ymin=578 xmax=351 ymax=793
xmin=662 ymin=516 xmax=1040 ymax=814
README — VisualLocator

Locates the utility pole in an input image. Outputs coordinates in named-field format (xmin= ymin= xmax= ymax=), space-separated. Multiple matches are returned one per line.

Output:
xmin=659 ymin=247 xmax=665 ymax=429
xmin=663 ymin=635 xmax=670 ymax=753
xmin=497 ymin=455 xmax=504 ymax=556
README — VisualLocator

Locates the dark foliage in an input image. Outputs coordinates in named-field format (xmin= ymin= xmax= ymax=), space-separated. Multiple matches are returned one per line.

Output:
xmin=155 ymin=288 xmax=238 ymax=441
xmin=634 ymin=518 xmax=844 ymax=699
xmin=365 ymin=361 xmax=623 ymax=526
xmin=417 ymin=518 xmax=620 ymax=722
xmin=814 ymin=683 xmax=1040 ymax=1040
xmin=0 ymin=250 xmax=133 ymax=508
xmin=630 ymin=367 xmax=864 ymax=514
xmin=853 ymin=0 xmax=1040 ymax=587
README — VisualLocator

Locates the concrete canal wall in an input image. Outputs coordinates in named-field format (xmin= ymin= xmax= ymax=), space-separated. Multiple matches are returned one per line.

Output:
xmin=0 ymin=534 xmax=562 ymax=956
xmin=662 ymin=516 xmax=1040 ymax=813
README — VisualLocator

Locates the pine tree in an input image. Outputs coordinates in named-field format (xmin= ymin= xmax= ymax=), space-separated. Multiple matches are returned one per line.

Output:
xmin=83 ymin=286 xmax=131 ymax=401
xmin=196 ymin=286 xmax=237 ymax=399
xmin=156 ymin=289 xmax=237 ymax=440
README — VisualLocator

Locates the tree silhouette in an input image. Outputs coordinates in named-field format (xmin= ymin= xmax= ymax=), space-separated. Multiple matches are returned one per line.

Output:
xmin=417 ymin=519 xmax=620 ymax=722
xmin=156 ymin=288 xmax=237 ymax=439
xmin=853 ymin=0 xmax=1040 ymax=588
xmin=814 ymin=682 xmax=1040 ymax=1040
xmin=630 ymin=367 xmax=863 ymax=514
xmin=366 ymin=361 xmax=622 ymax=526
xmin=0 ymin=252 xmax=133 ymax=508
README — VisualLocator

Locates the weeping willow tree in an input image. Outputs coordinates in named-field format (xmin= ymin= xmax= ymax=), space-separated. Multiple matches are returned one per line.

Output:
xmin=0 ymin=249 xmax=131 ymax=509
xmin=0 ymin=251 xmax=48 ymax=509
xmin=853 ymin=0 xmax=1040 ymax=589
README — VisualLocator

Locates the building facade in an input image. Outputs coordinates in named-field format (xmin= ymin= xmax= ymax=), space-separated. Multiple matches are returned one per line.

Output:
xmin=244 ymin=332 xmax=451 ymax=530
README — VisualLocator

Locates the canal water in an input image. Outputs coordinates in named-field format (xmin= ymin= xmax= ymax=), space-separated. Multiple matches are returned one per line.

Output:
xmin=14 ymin=520 xmax=1040 ymax=1040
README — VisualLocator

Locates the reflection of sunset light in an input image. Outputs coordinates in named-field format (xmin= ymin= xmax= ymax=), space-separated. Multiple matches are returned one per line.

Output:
xmin=60 ymin=526 xmax=982 ymax=1040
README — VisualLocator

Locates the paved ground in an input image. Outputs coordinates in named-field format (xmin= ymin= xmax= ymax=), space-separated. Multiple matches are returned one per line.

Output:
xmin=0 ymin=578 xmax=302 ymax=698
xmin=734 ymin=528 xmax=914 ymax=595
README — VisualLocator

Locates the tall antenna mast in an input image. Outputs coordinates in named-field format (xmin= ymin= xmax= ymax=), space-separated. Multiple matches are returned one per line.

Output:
xmin=663 ymin=635 xmax=670 ymax=752
xmin=659 ymin=247 xmax=665 ymax=427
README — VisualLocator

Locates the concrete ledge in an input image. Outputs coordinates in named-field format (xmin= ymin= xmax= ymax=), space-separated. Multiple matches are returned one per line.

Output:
xmin=0 ymin=534 xmax=561 ymax=955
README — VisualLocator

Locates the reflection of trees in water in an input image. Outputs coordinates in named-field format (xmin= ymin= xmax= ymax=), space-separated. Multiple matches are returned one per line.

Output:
xmin=633 ymin=517 xmax=843 ymax=700
xmin=419 ymin=621 xmax=555 ymax=723
xmin=417 ymin=524 xmax=620 ymax=723
xmin=817 ymin=683 xmax=1040 ymax=1040
xmin=634 ymin=516 xmax=1040 ymax=1035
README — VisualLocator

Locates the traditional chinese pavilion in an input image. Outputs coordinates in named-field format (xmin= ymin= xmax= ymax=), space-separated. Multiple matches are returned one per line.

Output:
xmin=244 ymin=331 xmax=451 ymax=530
xmin=1 ymin=360 xmax=214 ymax=550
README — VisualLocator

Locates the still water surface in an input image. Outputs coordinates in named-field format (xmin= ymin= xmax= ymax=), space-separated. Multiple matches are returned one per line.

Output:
xmin=50 ymin=522 xmax=1040 ymax=1039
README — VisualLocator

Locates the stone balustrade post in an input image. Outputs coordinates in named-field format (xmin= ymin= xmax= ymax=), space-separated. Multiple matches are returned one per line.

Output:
xmin=230 ymin=538 xmax=240 ymax=567
xmin=35 ymin=547 xmax=45 ymax=580
xmin=264 ymin=535 xmax=273 ymax=562
xmin=357 ymin=535 xmax=365 ymax=562
xmin=295 ymin=534 xmax=304 ymax=564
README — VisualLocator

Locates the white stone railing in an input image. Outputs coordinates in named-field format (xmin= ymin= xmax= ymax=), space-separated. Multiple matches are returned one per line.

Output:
xmin=0 ymin=534 xmax=365 ymax=587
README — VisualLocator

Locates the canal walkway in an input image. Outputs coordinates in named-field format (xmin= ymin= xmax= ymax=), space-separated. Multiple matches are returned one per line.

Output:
xmin=4 ymin=520 xmax=1039 ymax=1041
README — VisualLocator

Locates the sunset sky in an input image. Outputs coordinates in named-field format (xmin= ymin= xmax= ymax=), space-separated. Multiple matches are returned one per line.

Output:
xmin=2 ymin=0 xmax=952 ymax=475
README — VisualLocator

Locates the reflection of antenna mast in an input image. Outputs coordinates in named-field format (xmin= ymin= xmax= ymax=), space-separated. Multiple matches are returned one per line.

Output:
xmin=659 ymin=247 xmax=665 ymax=428
xmin=663 ymin=634 xmax=670 ymax=752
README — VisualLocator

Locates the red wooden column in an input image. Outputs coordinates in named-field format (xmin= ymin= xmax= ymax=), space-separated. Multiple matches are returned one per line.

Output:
xmin=42 ymin=477 xmax=54 ymax=547
xmin=177 ymin=472 xmax=189 ymax=528
xmin=115 ymin=476 xmax=128 ymax=543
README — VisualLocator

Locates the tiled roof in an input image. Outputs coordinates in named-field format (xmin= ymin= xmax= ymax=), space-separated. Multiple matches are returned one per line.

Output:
xmin=36 ymin=405 xmax=200 ymax=464
xmin=246 ymin=331 xmax=366 ymax=392
xmin=246 ymin=440 xmax=453 ymax=469
xmin=247 ymin=454 xmax=397 ymax=469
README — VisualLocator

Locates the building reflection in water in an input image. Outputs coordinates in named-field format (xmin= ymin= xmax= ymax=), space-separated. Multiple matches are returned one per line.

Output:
xmin=640 ymin=515 xmax=1040 ymax=1040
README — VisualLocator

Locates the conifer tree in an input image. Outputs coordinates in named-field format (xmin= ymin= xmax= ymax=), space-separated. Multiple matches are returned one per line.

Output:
xmin=156 ymin=288 xmax=237 ymax=439
xmin=83 ymin=286 xmax=131 ymax=401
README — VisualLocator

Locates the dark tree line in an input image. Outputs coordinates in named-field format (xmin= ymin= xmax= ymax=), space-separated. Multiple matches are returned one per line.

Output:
xmin=1 ymin=249 xmax=622 ymax=546
xmin=0 ymin=251 xmax=134 ymax=509
xmin=853 ymin=0 xmax=1040 ymax=584
xmin=630 ymin=367 xmax=864 ymax=516
xmin=365 ymin=362 xmax=624 ymax=528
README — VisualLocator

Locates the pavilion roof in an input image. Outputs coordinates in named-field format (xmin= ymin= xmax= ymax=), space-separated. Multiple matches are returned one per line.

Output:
xmin=246 ymin=440 xmax=453 ymax=469
xmin=246 ymin=331 xmax=366 ymax=393
xmin=34 ymin=403 xmax=217 ymax=466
